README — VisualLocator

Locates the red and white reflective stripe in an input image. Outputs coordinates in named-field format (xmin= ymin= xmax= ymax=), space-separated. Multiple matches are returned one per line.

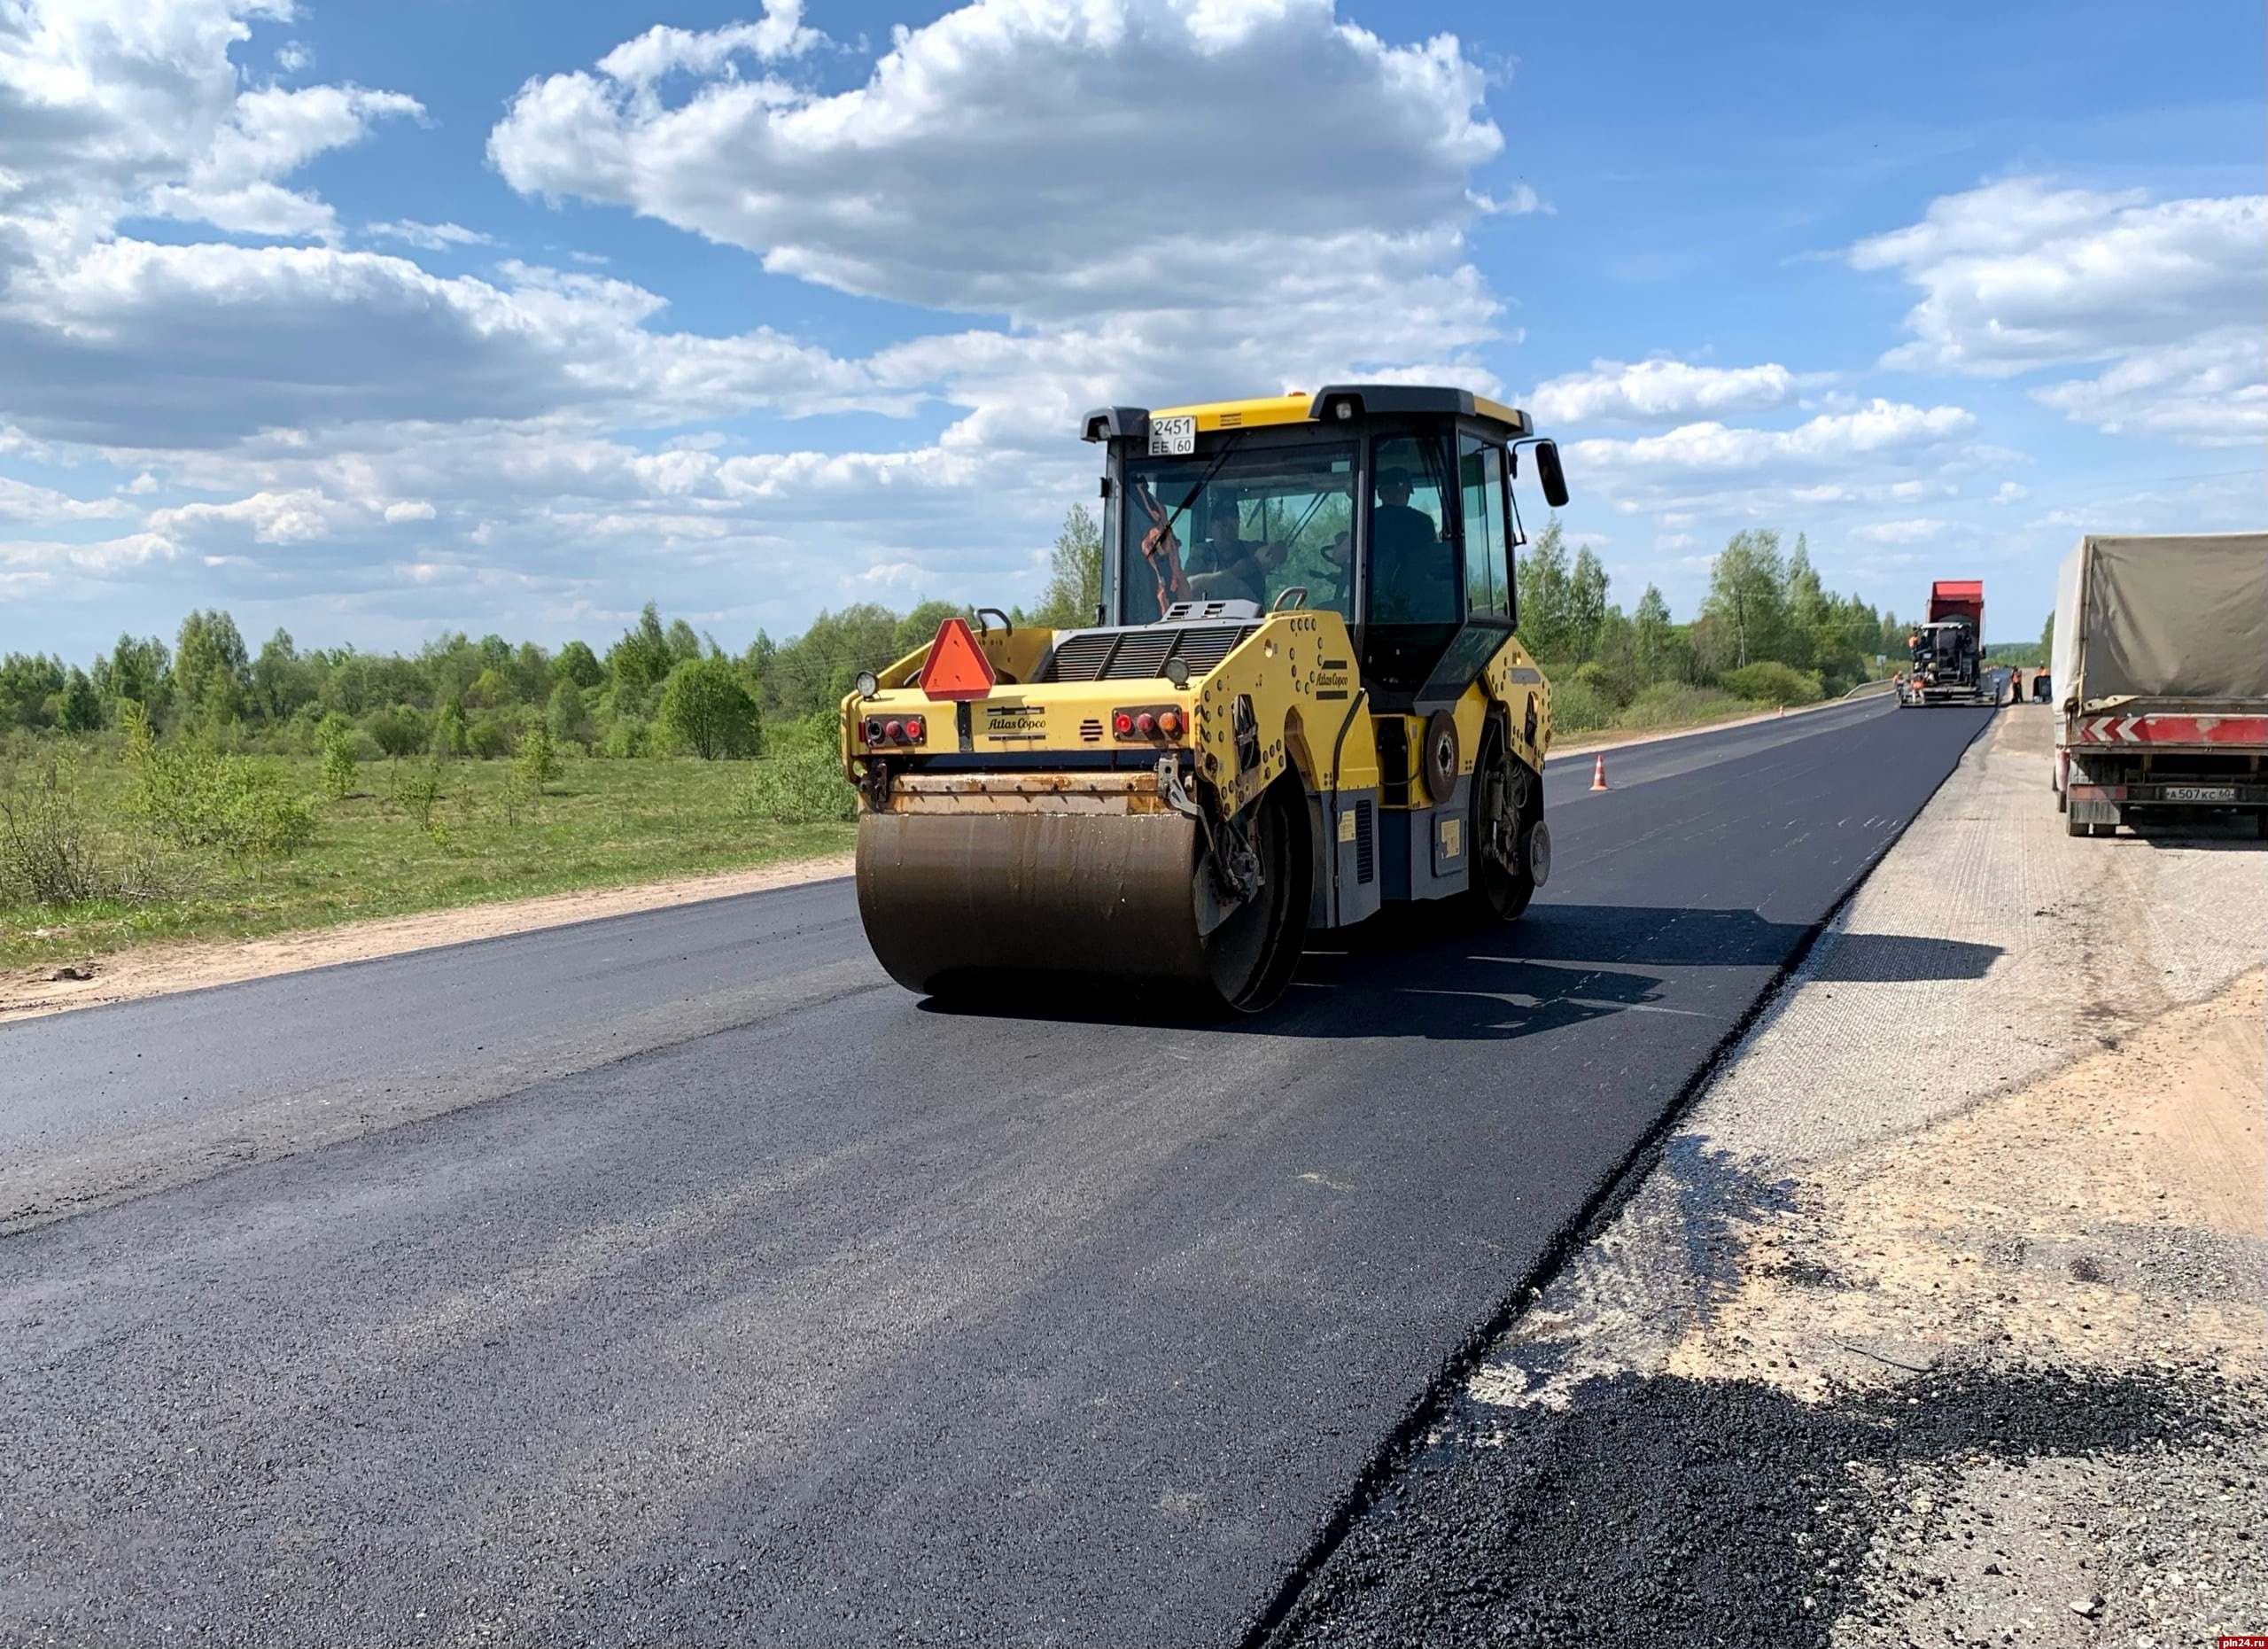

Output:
xmin=2078 ymin=714 xmax=2268 ymax=746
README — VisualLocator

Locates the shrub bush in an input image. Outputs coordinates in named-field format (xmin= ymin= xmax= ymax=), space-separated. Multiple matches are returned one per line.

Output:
xmin=369 ymin=704 xmax=426 ymax=761
xmin=658 ymin=657 xmax=761 ymax=759
xmin=1614 ymin=683 xmax=1749 ymax=729
xmin=1720 ymin=661 xmax=1823 ymax=707
xmin=466 ymin=715 xmax=516 ymax=760
xmin=512 ymin=724 xmax=562 ymax=794
xmin=316 ymin=712 xmax=358 ymax=799
xmin=120 ymin=703 xmax=315 ymax=862
xmin=743 ymin=746 xmax=857 ymax=824
xmin=602 ymin=717 xmax=650 ymax=758
xmin=430 ymin=703 xmax=470 ymax=759
xmin=1547 ymin=676 xmax=1613 ymax=735
xmin=0 ymin=754 xmax=175 ymax=908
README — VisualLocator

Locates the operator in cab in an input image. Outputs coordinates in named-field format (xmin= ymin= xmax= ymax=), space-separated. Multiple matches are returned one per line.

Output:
xmin=1187 ymin=495 xmax=1288 ymax=606
xmin=1368 ymin=467 xmax=1455 ymax=622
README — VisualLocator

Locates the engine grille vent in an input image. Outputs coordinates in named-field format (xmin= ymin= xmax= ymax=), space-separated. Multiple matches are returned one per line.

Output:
xmin=1079 ymin=719 xmax=1104 ymax=743
xmin=1045 ymin=632 xmax=1117 ymax=683
xmin=1354 ymin=798 xmax=1375 ymax=885
xmin=1037 ymin=622 xmax=1260 ymax=683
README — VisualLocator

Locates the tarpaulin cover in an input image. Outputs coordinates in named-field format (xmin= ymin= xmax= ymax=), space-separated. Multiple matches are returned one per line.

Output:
xmin=2055 ymin=533 xmax=2268 ymax=712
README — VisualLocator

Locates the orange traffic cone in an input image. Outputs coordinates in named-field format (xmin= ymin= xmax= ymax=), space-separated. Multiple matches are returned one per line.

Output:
xmin=1590 ymin=753 xmax=1608 ymax=791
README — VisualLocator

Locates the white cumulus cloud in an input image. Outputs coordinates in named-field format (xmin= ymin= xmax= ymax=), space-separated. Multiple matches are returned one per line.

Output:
xmin=489 ymin=0 xmax=1510 ymax=324
xmin=1528 ymin=359 xmax=1799 ymax=426
xmin=1851 ymin=177 xmax=2267 ymax=446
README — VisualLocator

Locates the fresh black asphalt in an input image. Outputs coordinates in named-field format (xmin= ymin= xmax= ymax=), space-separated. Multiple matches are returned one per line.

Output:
xmin=0 ymin=697 xmax=1992 ymax=1646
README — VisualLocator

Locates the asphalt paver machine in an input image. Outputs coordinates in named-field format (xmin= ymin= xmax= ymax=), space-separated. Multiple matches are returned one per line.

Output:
xmin=844 ymin=385 xmax=1572 ymax=1013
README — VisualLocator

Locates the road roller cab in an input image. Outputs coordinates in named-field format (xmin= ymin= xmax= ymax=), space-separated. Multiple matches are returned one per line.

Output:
xmin=845 ymin=385 xmax=1570 ymax=1013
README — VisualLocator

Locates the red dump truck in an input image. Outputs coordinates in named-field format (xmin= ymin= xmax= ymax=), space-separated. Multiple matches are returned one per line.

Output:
xmin=1899 ymin=579 xmax=1988 ymax=706
xmin=2053 ymin=533 xmax=2268 ymax=839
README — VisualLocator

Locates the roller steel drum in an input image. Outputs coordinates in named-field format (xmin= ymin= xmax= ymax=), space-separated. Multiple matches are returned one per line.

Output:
xmin=855 ymin=797 xmax=1306 ymax=1011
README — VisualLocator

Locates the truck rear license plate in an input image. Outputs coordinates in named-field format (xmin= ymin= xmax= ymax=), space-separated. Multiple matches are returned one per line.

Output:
xmin=2163 ymin=786 xmax=2235 ymax=802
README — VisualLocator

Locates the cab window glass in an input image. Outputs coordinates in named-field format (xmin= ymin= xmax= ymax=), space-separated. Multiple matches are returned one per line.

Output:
xmin=1366 ymin=434 xmax=1456 ymax=625
xmin=1457 ymin=436 xmax=1511 ymax=618
xmin=1120 ymin=443 xmax=1355 ymax=623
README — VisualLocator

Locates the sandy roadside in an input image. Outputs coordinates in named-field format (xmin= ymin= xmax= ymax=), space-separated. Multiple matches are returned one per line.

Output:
xmin=0 ymin=852 xmax=854 ymax=1026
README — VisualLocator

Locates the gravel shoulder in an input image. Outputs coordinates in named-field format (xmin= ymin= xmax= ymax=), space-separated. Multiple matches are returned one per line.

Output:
xmin=1271 ymin=706 xmax=2266 ymax=1648
xmin=0 ymin=852 xmax=854 ymax=1025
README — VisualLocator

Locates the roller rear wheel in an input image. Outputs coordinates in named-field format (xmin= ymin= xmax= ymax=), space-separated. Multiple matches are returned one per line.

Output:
xmin=1464 ymin=731 xmax=1541 ymax=924
xmin=1202 ymin=779 xmax=1310 ymax=1013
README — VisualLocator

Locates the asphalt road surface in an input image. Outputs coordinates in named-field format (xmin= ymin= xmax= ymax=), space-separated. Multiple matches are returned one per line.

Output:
xmin=0 ymin=696 xmax=1992 ymax=1647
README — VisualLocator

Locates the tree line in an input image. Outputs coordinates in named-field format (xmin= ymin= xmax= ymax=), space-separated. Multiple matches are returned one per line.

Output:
xmin=1514 ymin=521 xmax=1904 ymax=721
xmin=1 ymin=507 xmax=1893 ymax=759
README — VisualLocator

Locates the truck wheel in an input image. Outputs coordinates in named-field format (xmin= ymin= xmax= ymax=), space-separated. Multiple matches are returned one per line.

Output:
xmin=2066 ymin=813 xmax=2090 ymax=838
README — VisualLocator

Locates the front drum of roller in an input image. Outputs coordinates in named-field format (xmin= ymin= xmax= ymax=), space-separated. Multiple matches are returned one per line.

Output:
xmin=855 ymin=787 xmax=1309 ymax=1013
xmin=856 ymin=810 xmax=1214 ymax=996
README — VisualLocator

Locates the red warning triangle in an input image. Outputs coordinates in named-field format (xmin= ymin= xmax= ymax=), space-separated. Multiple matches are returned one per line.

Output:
xmin=919 ymin=616 xmax=997 ymax=702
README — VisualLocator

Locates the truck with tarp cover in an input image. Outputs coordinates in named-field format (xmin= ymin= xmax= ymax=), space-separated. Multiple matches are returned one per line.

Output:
xmin=2052 ymin=533 xmax=2268 ymax=838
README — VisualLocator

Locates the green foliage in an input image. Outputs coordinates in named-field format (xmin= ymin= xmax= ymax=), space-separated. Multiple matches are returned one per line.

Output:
xmin=120 ymin=702 xmax=315 ymax=862
xmin=175 ymin=609 xmax=250 ymax=727
xmin=602 ymin=717 xmax=651 ymax=758
xmin=462 ymin=667 xmax=515 ymax=710
xmin=394 ymin=766 xmax=446 ymax=839
xmin=553 ymin=640 xmax=604 ymax=690
xmin=607 ymin=603 xmax=681 ymax=691
xmin=0 ymin=752 xmax=165 ymax=908
xmin=1033 ymin=503 xmax=1105 ymax=629
xmin=546 ymin=680 xmax=594 ymax=751
xmin=466 ymin=715 xmax=515 ymax=760
xmin=761 ymin=602 xmax=959 ymax=720
xmin=58 ymin=667 xmax=103 ymax=734
xmin=658 ymin=657 xmax=761 ymax=759
xmin=252 ymin=629 xmax=318 ymax=722
xmin=1547 ymin=675 xmax=1612 ymax=735
xmin=369 ymin=704 xmax=427 ymax=760
xmin=512 ymin=723 xmax=562 ymax=794
xmin=1720 ymin=660 xmax=1823 ymax=706
xmin=743 ymin=746 xmax=857 ymax=823
xmin=0 ymin=653 xmax=65 ymax=730
xmin=1615 ymin=683 xmax=1750 ymax=729
xmin=105 ymin=634 xmax=172 ymax=717
xmin=316 ymin=712 xmax=359 ymax=800
xmin=430 ymin=702 xmax=470 ymax=759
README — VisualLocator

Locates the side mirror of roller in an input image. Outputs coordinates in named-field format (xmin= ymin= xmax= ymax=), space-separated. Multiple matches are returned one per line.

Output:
xmin=1534 ymin=439 xmax=1570 ymax=509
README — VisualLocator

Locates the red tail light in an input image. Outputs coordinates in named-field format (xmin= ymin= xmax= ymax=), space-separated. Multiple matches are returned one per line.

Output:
xmin=905 ymin=716 xmax=925 ymax=743
xmin=1112 ymin=712 xmax=1136 ymax=735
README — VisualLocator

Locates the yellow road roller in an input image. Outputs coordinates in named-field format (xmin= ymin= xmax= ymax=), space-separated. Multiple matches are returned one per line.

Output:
xmin=844 ymin=385 xmax=1570 ymax=1013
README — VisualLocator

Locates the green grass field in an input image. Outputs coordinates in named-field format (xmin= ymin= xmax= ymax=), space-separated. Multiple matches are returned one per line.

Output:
xmin=0 ymin=751 xmax=854 ymax=971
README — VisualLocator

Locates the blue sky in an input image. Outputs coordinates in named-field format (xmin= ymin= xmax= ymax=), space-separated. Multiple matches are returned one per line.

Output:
xmin=1 ymin=0 xmax=2260 ymax=660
